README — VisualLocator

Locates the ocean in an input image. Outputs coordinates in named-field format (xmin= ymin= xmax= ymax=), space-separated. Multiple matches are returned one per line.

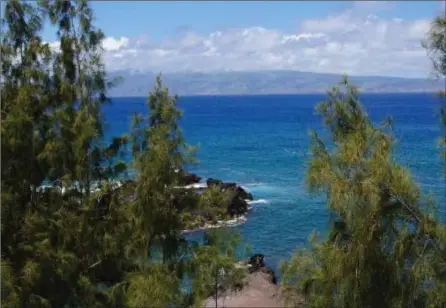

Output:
xmin=103 ymin=93 xmax=445 ymax=275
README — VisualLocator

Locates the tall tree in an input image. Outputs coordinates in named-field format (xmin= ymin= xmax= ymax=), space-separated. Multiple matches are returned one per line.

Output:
xmin=281 ymin=77 xmax=446 ymax=308
xmin=423 ymin=16 xmax=446 ymax=80
xmin=1 ymin=2 xmax=55 ymax=306
xmin=2 ymin=1 xmax=129 ymax=306
xmin=2 ymin=2 xmax=243 ymax=307
xmin=128 ymin=74 xmax=195 ymax=263
xmin=423 ymin=15 xmax=446 ymax=176
xmin=106 ymin=75 xmax=245 ymax=307
xmin=40 ymin=0 xmax=126 ymax=190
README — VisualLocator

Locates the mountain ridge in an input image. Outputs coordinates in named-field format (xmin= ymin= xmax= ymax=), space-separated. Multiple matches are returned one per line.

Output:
xmin=107 ymin=70 xmax=444 ymax=97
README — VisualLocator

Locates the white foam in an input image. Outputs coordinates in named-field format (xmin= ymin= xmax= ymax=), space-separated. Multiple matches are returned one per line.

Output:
xmin=183 ymin=183 xmax=207 ymax=189
xmin=247 ymin=199 xmax=269 ymax=205
xmin=181 ymin=215 xmax=248 ymax=234
xmin=243 ymin=183 xmax=264 ymax=187
xmin=35 ymin=179 xmax=124 ymax=195
xmin=223 ymin=216 xmax=247 ymax=226
xmin=110 ymin=181 xmax=123 ymax=189
xmin=240 ymin=183 xmax=264 ymax=191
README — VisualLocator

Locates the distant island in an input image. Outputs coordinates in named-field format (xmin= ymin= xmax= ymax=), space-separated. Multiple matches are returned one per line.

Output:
xmin=107 ymin=70 xmax=444 ymax=96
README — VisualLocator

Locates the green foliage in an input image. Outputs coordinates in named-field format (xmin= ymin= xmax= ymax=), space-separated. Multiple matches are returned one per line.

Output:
xmin=281 ymin=77 xmax=446 ymax=308
xmin=123 ymin=265 xmax=183 ymax=308
xmin=127 ymin=73 xmax=197 ymax=262
xmin=1 ymin=1 xmax=126 ymax=306
xmin=188 ymin=230 xmax=248 ymax=304
xmin=423 ymin=16 xmax=446 ymax=79
xmin=423 ymin=15 xmax=446 ymax=176
xmin=1 ymin=1 xmax=242 ymax=307
xmin=199 ymin=185 xmax=234 ymax=220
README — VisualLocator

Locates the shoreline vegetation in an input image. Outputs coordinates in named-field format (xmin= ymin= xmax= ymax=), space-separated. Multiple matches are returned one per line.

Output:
xmin=176 ymin=170 xmax=256 ymax=233
xmin=37 ymin=169 xmax=257 ymax=234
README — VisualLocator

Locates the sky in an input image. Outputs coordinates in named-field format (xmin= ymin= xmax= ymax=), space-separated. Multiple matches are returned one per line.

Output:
xmin=40 ymin=1 xmax=445 ymax=78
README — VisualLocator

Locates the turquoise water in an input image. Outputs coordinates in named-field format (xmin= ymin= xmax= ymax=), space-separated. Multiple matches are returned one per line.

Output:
xmin=103 ymin=93 xmax=445 ymax=274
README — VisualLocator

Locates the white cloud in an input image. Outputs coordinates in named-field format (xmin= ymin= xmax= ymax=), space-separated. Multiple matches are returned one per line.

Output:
xmin=42 ymin=41 xmax=60 ymax=53
xmin=48 ymin=6 xmax=437 ymax=78
xmin=408 ymin=20 xmax=431 ymax=39
xmin=49 ymin=41 xmax=60 ymax=50
xmin=281 ymin=33 xmax=326 ymax=43
xmin=102 ymin=37 xmax=129 ymax=51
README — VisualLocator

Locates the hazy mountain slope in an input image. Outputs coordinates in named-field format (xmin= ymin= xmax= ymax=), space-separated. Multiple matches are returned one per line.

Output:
xmin=107 ymin=70 xmax=444 ymax=96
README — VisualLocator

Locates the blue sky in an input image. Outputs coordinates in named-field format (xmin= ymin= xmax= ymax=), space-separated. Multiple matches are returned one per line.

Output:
xmin=43 ymin=1 xmax=443 ymax=41
xmin=39 ymin=1 xmax=445 ymax=77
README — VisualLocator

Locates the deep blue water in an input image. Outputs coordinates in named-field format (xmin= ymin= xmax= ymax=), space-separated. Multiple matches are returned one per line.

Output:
xmin=103 ymin=93 xmax=445 ymax=274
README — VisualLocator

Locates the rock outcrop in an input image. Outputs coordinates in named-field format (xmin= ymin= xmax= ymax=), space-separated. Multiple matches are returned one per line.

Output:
xmin=236 ymin=186 xmax=253 ymax=201
xmin=179 ymin=169 xmax=202 ymax=185
xmin=206 ymin=178 xmax=223 ymax=187
xmin=206 ymin=178 xmax=253 ymax=200
xmin=206 ymin=178 xmax=253 ymax=216
xmin=204 ymin=254 xmax=294 ymax=308
xmin=248 ymin=254 xmax=277 ymax=285
xmin=110 ymin=172 xmax=255 ymax=232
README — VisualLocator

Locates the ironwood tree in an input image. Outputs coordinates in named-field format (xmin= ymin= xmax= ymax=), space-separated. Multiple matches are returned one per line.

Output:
xmin=1 ymin=1 xmax=244 ymax=307
xmin=280 ymin=77 xmax=446 ymax=308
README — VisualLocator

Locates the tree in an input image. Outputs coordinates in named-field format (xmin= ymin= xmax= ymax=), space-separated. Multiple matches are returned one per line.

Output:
xmin=116 ymin=75 xmax=246 ymax=307
xmin=281 ymin=77 xmax=446 ymax=308
xmin=1 ymin=2 xmax=243 ymax=307
xmin=188 ymin=230 xmax=247 ymax=305
xmin=127 ymin=73 xmax=196 ymax=263
xmin=423 ymin=16 xmax=446 ymax=80
xmin=1 ymin=1 xmax=129 ymax=306
xmin=199 ymin=184 xmax=234 ymax=221
xmin=423 ymin=15 xmax=446 ymax=177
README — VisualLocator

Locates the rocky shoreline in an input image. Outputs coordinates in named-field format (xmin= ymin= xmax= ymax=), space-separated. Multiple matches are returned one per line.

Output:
xmin=180 ymin=215 xmax=248 ymax=234
xmin=178 ymin=170 xmax=256 ymax=233
xmin=37 ymin=169 xmax=256 ymax=234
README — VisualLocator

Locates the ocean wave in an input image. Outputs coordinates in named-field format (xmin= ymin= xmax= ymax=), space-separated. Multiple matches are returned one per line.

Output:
xmin=243 ymin=182 xmax=264 ymax=187
xmin=283 ymin=148 xmax=298 ymax=154
xmin=181 ymin=183 xmax=208 ymax=189
xmin=247 ymin=199 xmax=269 ymax=205
xmin=35 ymin=180 xmax=124 ymax=195
xmin=240 ymin=183 xmax=264 ymax=190
xmin=181 ymin=215 xmax=247 ymax=234
xmin=246 ymin=199 xmax=269 ymax=211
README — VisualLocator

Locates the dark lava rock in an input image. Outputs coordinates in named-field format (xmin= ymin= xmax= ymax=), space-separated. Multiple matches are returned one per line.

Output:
xmin=227 ymin=194 xmax=248 ymax=216
xmin=179 ymin=170 xmax=202 ymax=185
xmin=205 ymin=178 xmax=253 ymax=216
xmin=206 ymin=178 xmax=223 ymax=187
xmin=221 ymin=182 xmax=237 ymax=190
xmin=236 ymin=186 xmax=253 ymax=201
xmin=248 ymin=254 xmax=277 ymax=285
xmin=249 ymin=254 xmax=265 ymax=270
